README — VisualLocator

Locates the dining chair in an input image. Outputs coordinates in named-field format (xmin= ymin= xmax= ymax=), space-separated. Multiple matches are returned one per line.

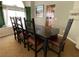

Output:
xmin=48 ymin=19 xmax=74 ymax=56
xmin=16 ymin=17 xmax=26 ymax=45
xmin=24 ymin=18 xmax=44 ymax=57
xmin=10 ymin=17 xmax=17 ymax=40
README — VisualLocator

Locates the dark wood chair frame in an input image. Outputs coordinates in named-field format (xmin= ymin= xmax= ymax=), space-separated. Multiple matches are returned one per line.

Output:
xmin=10 ymin=17 xmax=17 ymax=40
xmin=16 ymin=17 xmax=26 ymax=47
xmin=24 ymin=18 xmax=44 ymax=57
xmin=48 ymin=19 xmax=74 ymax=57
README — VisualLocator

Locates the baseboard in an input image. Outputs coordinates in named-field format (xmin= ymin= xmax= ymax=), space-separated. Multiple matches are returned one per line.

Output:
xmin=58 ymin=34 xmax=76 ymax=44
xmin=0 ymin=27 xmax=13 ymax=38
xmin=0 ymin=33 xmax=13 ymax=38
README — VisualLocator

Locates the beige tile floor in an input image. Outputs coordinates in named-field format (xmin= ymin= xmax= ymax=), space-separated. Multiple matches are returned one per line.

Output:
xmin=0 ymin=35 xmax=79 ymax=57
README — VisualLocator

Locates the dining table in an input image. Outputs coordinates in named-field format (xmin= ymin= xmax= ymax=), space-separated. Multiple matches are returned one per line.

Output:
xmin=26 ymin=25 xmax=60 ymax=57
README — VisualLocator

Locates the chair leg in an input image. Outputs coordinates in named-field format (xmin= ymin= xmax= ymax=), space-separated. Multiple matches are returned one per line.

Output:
xmin=62 ymin=45 xmax=65 ymax=51
xmin=19 ymin=39 xmax=21 ymax=44
xmin=17 ymin=34 xmax=21 ymax=44
xmin=18 ymin=38 xmax=21 ymax=44
xmin=43 ymin=39 xmax=48 ymax=57
xmin=58 ymin=51 xmax=61 ymax=57
xmin=14 ymin=36 xmax=16 ymax=40
xmin=58 ymin=53 xmax=60 ymax=57
xmin=24 ymin=39 xmax=26 ymax=48
xmin=15 ymin=35 xmax=17 ymax=40
xmin=35 ymin=51 xmax=37 ymax=57
xmin=27 ymin=41 xmax=30 ymax=51
xmin=14 ymin=33 xmax=16 ymax=40
xmin=24 ymin=43 xmax=26 ymax=48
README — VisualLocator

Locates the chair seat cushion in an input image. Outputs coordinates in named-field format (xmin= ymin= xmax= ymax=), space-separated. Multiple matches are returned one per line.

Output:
xmin=49 ymin=36 xmax=62 ymax=47
xmin=19 ymin=31 xmax=28 ymax=39
xmin=27 ymin=35 xmax=43 ymax=46
xmin=49 ymin=35 xmax=58 ymax=42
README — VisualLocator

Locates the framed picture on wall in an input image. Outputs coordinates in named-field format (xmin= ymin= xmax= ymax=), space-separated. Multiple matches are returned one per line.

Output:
xmin=36 ymin=5 xmax=44 ymax=17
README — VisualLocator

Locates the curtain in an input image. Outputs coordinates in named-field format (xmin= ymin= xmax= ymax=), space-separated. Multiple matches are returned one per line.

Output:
xmin=0 ymin=1 xmax=5 ymax=27
xmin=25 ymin=7 xmax=31 ymax=21
xmin=25 ymin=7 xmax=31 ymax=26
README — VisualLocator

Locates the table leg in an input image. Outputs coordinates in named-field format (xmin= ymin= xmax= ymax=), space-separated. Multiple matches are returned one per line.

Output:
xmin=43 ymin=39 xmax=48 ymax=57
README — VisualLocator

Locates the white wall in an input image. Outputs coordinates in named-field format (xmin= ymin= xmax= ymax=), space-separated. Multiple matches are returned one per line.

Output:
xmin=68 ymin=21 xmax=79 ymax=43
xmin=34 ymin=1 xmax=74 ymax=34
xmin=23 ymin=1 xmax=31 ymax=7
xmin=68 ymin=1 xmax=79 ymax=44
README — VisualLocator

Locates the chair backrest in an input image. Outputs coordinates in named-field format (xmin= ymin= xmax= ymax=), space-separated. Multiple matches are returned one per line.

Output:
xmin=61 ymin=19 xmax=73 ymax=44
xmin=16 ymin=17 xmax=25 ymax=39
xmin=24 ymin=18 xmax=35 ymax=34
xmin=10 ymin=17 xmax=16 ymax=30
xmin=24 ymin=18 xmax=28 ymax=32
xmin=24 ymin=18 xmax=37 ymax=44
xmin=16 ymin=17 xmax=24 ymax=31
xmin=32 ymin=18 xmax=36 ymax=39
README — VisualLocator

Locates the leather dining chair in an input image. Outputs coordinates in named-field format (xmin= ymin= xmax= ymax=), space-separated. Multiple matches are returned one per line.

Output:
xmin=48 ymin=19 xmax=74 ymax=56
xmin=24 ymin=18 xmax=44 ymax=57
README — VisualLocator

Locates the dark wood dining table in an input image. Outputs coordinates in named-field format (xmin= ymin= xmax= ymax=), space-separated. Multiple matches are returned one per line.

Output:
xmin=26 ymin=25 xmax=59 ymax=56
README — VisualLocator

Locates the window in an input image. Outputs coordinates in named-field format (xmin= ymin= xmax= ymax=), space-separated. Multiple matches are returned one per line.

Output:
xmin=3 ymin=0 xmax=24 ymax=8
xmin=2 ymin=1 xmax=26 ymax=27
